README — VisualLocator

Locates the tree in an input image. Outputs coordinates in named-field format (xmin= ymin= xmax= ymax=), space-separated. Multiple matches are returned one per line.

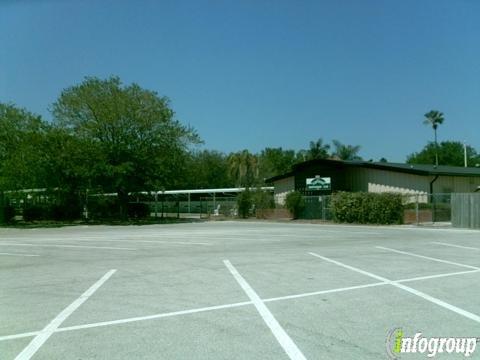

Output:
xmin=184 ymin=150 xmax=232 ymax=189
xmin=306 ymin=138 xmax=330 ymax=160
xmin=51 ymin=76 xmax=200 ymax=217
xmin=0 ymin=103 xmax=49 ymax=190
xmin=407 ymin=141 xmax=479 ymax=167
xmin=227 ymin=150 xmax=258 ymax=187
xmin=257 ymin=147 xmax=297 ymax=181
xmin=331 ymin=140 xmax=362 ymax=161
xmin=423 ymin=110 xmax=445 ymax=166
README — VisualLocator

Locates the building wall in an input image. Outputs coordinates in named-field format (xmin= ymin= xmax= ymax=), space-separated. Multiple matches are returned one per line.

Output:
xmin=273 ymin=176 xmax=295 ymax=205
xmin=273 ymin=165 xmax=480 ymax=205
xmin=345 ymin=168 xmax=430 ymax=195
xmin=434 ymin=175 xmax=480 ymax=193
xmin=293 ymin=163 xmax=347 ymax=193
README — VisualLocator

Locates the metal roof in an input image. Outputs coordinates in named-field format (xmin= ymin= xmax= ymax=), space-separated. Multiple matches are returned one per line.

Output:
xmin=266 ymin=159 xmax=480 ymax=182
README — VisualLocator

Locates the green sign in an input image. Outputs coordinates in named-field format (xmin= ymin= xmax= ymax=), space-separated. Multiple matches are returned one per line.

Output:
xmin=306 ymin=176 xmax=331 ymax=190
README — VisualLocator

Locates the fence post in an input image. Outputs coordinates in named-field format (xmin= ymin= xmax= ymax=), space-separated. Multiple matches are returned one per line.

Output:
xmin=431 ymin=193 xmax=436 ymax=223
xmin=177 ymin=197 xmax=180 ymax=219
xmin=161 ymin=194 xmax=164 ymax=218
xmin=415 ymin=194 xmax=419 ymax=225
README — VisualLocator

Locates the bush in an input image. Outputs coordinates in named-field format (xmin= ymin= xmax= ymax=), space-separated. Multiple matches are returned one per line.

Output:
xmin=237 ymin=190 xmax=253 ymax=218
xmin=285 ymin=191 xmax=305 ymax=219
xmin=253 ymin=190 xmax=274 ymax=210
xmin=88 ymin=196 xmax=121 ymax=220
xmin=49 ymin=203 xmax=82 ymax=221
xmin=331 ymin=192 xmax=403 ymax=224
xmin=23 ymin=205 xmax=48 ymax=221
xmin=1 ymin=204 xmax=16 ymax=224
xmin=127 ymin=202 xmax=150 ymax=219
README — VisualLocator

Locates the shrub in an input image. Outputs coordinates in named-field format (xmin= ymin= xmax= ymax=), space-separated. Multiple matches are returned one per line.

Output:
xmin=49 ymin=203 xmax=82 ymax=221
xmin=253 ymin=190 xmax=274 ymax=210
xmin=237 ymin=190 xmax=253 ymax=218
xmin=253 ymin=190 xmax=275 ymax=219
xmin=331 ymin=192 xmax=403 ymax=224
xmin=23 ymin=205 xmax=48 ymax=221
xmin=88 ymin=196 xmax=121 ymax=220
xmin=285 ymin=191 xmax=305 ymax=219
xmin=127 ymin=202 xmax=150 ymax=219
xmin=1 ymin=204 xmax=16 ymax=224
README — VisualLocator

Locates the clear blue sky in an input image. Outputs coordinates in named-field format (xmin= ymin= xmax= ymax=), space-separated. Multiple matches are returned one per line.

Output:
xmin=1 ymin=0 xmax=479 ymax=162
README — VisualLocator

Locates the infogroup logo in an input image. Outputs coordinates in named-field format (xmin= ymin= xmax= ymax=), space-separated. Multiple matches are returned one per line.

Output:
xmin=386 ymin=328 xmax=478 ymax=358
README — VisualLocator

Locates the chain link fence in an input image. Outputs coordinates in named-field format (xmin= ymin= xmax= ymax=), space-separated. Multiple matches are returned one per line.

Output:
xmin=0 ymin=189 xmax=455 ymax=224
xmin=292 ymin=193 xmax=452 ymax=224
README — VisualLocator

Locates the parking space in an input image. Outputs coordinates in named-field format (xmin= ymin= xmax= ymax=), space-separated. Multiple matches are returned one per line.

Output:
xmin=1 ymin=221 xmax=479 ymax=359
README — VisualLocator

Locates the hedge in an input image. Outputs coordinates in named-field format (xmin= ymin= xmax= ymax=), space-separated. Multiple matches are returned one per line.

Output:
xmin=285 ymin=191 xmax=305 ymax=219
xmin=331 ymin=192 xmax=403 ymax=224
xmin=237 ymin=190 xmax=252 ymax=218
xmin=1 ymin=204 xmax=15 ymax=224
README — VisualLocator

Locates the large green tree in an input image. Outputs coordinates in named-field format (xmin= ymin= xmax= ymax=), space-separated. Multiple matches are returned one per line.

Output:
xmin=407 ymin=141 xmax=480 ymax=167
xmin=257 ymin=147 xmax=297 ymax=181
xmin=227 ymin=150 xmax=258 ymax=187
xmin=0 ymin=103 xmax=49 ymax=190
xmin=51 ymin=76 xmax=200 ymax=214
xmin=184 ymin=150 xmax=232 ymax=189
xmin=306 ymin=138 xmax=330 ymax=160
xmin=423 ymin=110 xmax=445 ymax=166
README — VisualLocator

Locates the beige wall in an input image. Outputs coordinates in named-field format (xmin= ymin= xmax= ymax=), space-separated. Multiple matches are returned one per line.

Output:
xmin=273 ymin=168 xmax=480 ymax=205
xmin=273 ymin=176 xmax=295 ymax=205
xmin=434 ymin=175 xmax=480 ymax=193
xmin=345 ymin=168 xmax=430 ymax=195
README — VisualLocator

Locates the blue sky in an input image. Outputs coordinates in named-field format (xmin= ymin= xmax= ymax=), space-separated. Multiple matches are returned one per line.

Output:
xmin=1 ymin=0 xmax=479 ymax=162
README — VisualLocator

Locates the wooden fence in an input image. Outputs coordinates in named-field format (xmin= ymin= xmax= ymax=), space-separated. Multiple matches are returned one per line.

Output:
xmin=451 ymin=193 xmax=480 ymax=229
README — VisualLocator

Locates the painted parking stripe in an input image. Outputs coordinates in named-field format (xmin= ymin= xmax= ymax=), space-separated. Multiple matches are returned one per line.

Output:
xmin=1 ymin=266 xmax=480 ymax=343
xmin=0 ymin=252 xmax=39 ymax=257
xmin=224 ymin=260 xmax=307 ymax=360
xmin=396 ymin=269 xmax=480 ymax=283
xmin=431 ymin=242 xmax=480 ymax=251
xmin=14 ymin=269 xmax=116 ymax=360
xmin=375 ymin=246 xmax=480 ymax=270
xmin=0 ymin=242 xmax=136 ymax=251
xmin=309 ymin=252 xmax=480 ymax=323
xmin=0 ymin=301 xmax=253 ymax=342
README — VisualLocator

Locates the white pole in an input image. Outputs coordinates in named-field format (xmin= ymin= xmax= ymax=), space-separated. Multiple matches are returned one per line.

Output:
xmin=464 ymin=141 xmax=468 ymax=167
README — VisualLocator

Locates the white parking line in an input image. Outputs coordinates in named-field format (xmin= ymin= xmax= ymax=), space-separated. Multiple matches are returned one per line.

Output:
xmin=431 ymin=242 xmax=480 ymax=251
xmin=0 ymin=301 xmax=253 ymax=342
xmin=1 ymin=266 xmax=479 ymax=343
xmin=0 ymin=243 xmax=136 ymax=251
xmin=224 ymin=260 xmax=307 ymax=360
xmin=309 ymin=252 xmax=480 ymax=323
xmin=396 ymin=269 xmax=480 ymax=283
xmin=14 ymin=269 xmax=116 ymax=360
xmin=0 ymin=252 xmax=39 ymax=257
xmin=263 ymin=282 xmax=386 ymax=302
xmin=375 ymin=246 xmax=480 ymax=270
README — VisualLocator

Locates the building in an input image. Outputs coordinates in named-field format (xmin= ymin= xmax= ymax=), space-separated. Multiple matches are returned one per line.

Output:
xmin=267 ymin=159 xmax=480 ymax=205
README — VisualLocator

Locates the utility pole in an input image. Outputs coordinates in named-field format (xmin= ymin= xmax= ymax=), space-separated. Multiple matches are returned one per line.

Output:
xmin=464 ymin=141 xmax=468 ymax=167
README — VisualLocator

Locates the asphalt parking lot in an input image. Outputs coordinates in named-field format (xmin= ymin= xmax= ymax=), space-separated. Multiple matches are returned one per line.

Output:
xmin=0 ymin=221 xmax=479 ymax=359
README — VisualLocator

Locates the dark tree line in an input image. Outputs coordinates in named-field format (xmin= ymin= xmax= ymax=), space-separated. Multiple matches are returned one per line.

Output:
xmin=2 ymin=75 xmax=476 ymax=205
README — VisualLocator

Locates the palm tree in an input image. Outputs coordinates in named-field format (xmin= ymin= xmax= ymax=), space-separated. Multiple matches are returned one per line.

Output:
xmin=423 ymin=110 xmax=445 ymax=166
xmin=227 ymin=150 xmax=258 ymax=187
xmin=307 ymin=138 xmax=330 ymax=160
xmin=331 ymin=140 xmax=362 ymax=161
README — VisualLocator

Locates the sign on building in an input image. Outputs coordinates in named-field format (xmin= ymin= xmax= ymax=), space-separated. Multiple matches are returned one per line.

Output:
xmin=306 ymin=176 xmax=331 ymax=190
